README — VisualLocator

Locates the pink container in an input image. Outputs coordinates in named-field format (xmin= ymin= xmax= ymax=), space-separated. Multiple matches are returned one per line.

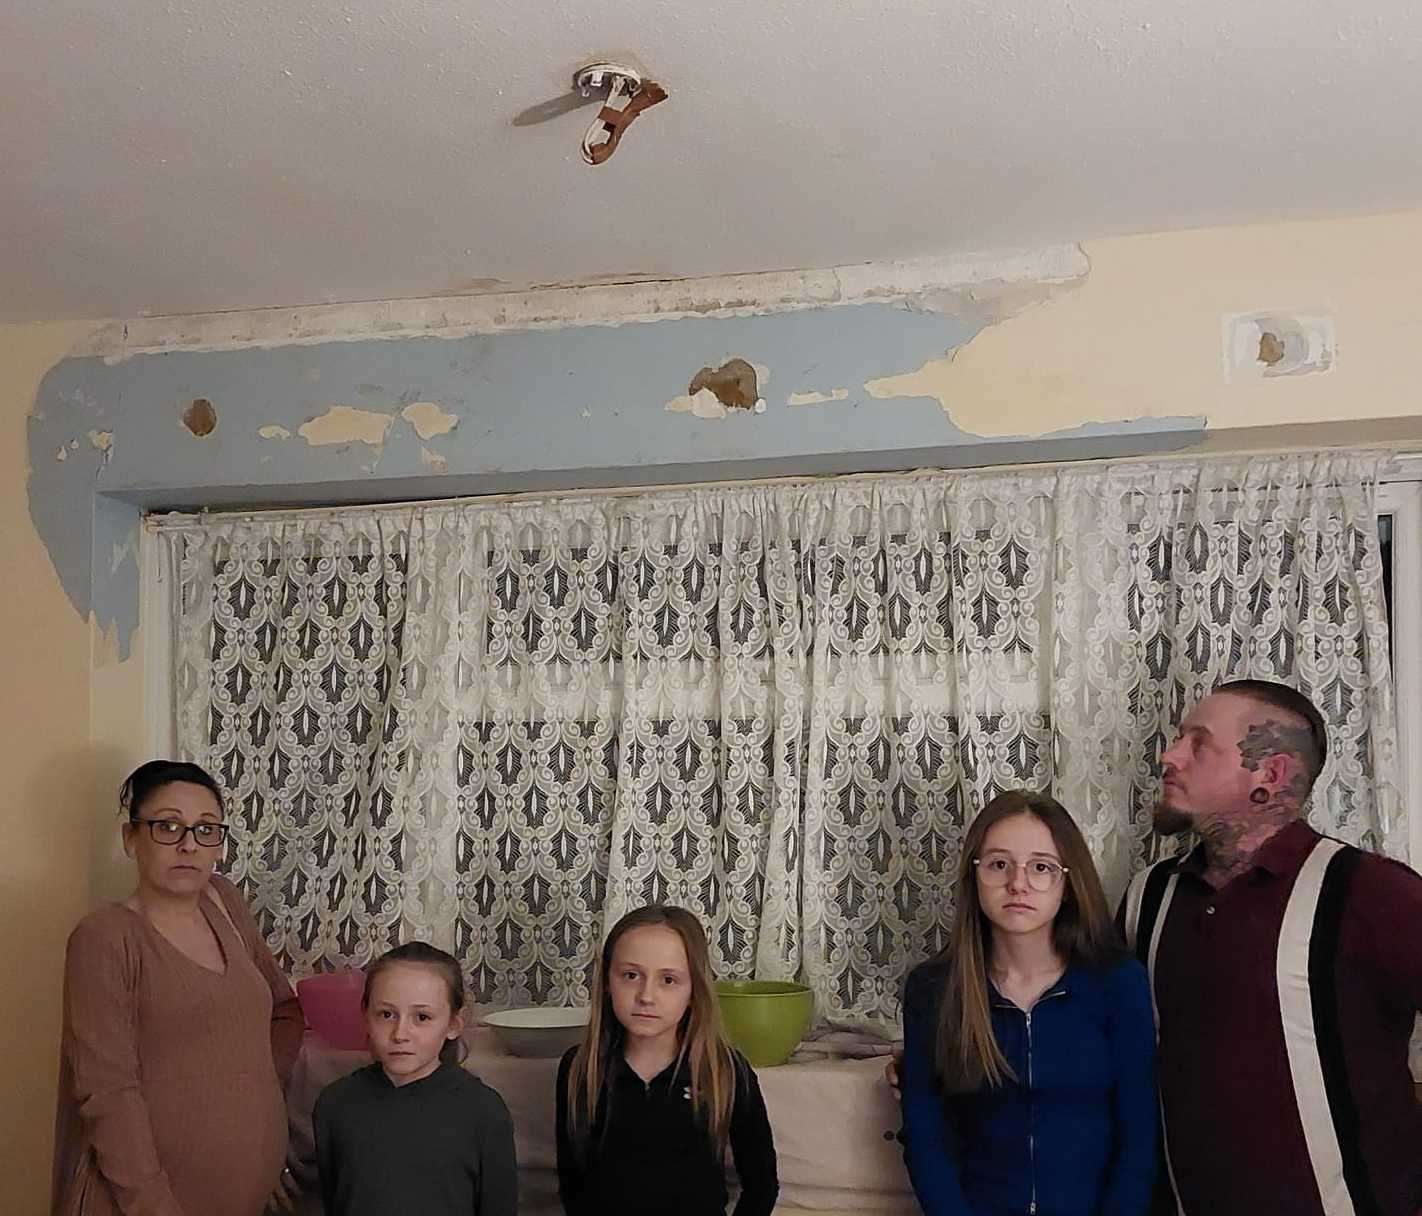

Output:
xmin=297 ymin=969 xmax=369 ymax=1051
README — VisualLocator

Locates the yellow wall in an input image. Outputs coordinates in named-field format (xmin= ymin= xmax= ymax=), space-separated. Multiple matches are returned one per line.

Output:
xmin=0 ymin=321 xmax=102 ymax=1216
xmin=869 ymin=210 xmax=1422 ymax=446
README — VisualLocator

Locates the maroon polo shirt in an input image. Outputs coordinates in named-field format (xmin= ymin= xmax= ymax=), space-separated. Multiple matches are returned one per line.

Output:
xmin=1143 ymin=820 xmax=1422 ymax=1216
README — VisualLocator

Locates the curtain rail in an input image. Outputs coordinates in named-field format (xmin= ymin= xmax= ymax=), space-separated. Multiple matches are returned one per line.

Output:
xmin=145 ymin=445 xmax=1410 ymax=534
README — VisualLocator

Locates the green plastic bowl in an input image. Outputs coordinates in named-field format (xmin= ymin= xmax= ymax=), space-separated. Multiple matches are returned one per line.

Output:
xmin=715 ymin=981 xmax=814 ymax=1067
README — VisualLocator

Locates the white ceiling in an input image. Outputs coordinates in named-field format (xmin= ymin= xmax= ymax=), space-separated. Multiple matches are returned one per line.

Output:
xmin=5 ymin=0 xmax=1422 ymax=322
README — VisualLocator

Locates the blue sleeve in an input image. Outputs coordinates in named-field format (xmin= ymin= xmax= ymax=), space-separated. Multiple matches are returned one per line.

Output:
xmin=1100 ymin=959 xmax=1158 ymax=1216
xmin=900 ymin=967 xmax=976 ymax=1216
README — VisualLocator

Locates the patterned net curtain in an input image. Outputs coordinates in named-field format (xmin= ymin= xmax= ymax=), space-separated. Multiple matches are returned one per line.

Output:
xmin=163 ymin=451 xmax=1399 ymax=1034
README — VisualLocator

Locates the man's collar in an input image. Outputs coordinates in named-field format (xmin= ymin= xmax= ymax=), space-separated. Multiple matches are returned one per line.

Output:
xmin=1176 ymin=817 xmax=1318 ymax=879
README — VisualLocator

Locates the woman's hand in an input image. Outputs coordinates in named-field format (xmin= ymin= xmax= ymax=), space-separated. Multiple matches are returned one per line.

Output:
xmin=266 ymin=1165 xmax=301 ymax=1213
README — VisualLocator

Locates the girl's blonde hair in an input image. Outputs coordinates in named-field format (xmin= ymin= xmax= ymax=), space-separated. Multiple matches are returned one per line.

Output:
xmin=565 ymin=905 xmax=739 ymax=1153
xmin=934 ymin=790 xmax=1119 ymax=1092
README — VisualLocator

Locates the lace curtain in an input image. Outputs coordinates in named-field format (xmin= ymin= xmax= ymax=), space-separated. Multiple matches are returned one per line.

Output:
xmin=160 ymin=451 xmax=1400 ymax=1033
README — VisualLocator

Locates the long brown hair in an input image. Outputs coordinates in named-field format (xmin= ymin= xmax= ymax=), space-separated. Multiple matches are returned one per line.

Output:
xmin=565 ymin=905 xmax=739 ymax=1153
xmin=934 ymin=790 xmax=1118 ymax=1093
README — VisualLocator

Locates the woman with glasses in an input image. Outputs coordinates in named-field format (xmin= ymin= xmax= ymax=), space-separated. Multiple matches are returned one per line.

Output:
xmin=899 ymin=790 xmax=1157 ymax=1216
xmin=53 ymin=761 xmax=304 ymax=1216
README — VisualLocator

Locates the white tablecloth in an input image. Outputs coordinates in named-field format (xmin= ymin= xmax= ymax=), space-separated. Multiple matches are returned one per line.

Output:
xmin=287 ymin=1027 xmax=916 ymax=1215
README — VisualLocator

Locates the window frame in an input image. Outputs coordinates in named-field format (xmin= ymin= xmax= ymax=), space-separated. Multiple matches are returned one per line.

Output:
xmin=1378 ymin=470 xmax=1422 ymax=867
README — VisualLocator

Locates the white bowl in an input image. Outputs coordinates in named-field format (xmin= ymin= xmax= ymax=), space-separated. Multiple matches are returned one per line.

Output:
xmin=483 ymin=1006 xmax=591 ymax=1058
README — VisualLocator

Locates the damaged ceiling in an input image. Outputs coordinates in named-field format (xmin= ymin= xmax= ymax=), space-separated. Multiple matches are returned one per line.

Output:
xmin=4 ymin=0 xmax=1422 ymax=322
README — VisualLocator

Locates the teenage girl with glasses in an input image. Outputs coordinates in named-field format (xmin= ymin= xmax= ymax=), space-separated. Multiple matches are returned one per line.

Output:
xmin=899 ymin=790 xmax=1158 ymax=1216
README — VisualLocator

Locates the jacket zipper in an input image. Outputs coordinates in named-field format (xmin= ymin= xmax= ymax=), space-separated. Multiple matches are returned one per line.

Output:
xmin=1022 ymin=989 xmax=1066 ymax=1216
xmin=1025 ymin=1007 xmax=1036 ymax=1216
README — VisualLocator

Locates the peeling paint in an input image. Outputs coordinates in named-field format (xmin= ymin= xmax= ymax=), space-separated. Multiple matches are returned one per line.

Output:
xmin=689 ymin=358 xmax=760 ymax=411
xmin=92 ymin=617 xmax=123 ymax=670
xmin=665 ymin=387 xmax=728 ymax=419
xmin=420 ymin=447 xmax=449 ymax=473
xmin=56 ymin=446 xmax=67 ymax=461
xmin=402 ymin=401 xmax=459 ymax=440
xmin=88 ymin=430 xmax=114 ymax=457
xmin=788 ymin=388 xmax=850 ymax=405
xmin=72 ymin=246 xmax=1090 ymax=360
xmin=864 ymin=356 xmax=964 ymax=412
xmin=443 ymin=276 xmax=506 ymax=295
xmin=110 ymin=531 xmax=138 ymax=575
xmin=298 ymin=405 xmax=393 ymax=447
xmin=182 ymin=397 xmax=218 ymax=436
xmin=29 ymin=264 xmax=1227 ymax=671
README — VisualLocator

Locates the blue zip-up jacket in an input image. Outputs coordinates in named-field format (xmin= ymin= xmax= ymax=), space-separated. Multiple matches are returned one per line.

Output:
xmin=900 ymin=955 xmax=1157 ymax=1216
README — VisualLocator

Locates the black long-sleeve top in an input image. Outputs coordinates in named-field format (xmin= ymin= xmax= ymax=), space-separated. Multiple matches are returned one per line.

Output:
xmin=555 ymin=1045 xmax=778 ymax=1216
xmin=314 ymin=1061 xmax=518 ymax=1216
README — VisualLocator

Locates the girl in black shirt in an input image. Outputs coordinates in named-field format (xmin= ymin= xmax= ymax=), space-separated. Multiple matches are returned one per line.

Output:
xmin=556 ymin=905 xmax=778 ymax=1216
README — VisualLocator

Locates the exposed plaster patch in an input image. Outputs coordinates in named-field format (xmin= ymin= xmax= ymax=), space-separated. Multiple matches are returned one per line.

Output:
xmin=665 ymin=387 xmax=727 ymax=418
xmin=402 ymin=401 xmax=459 ymax=440
xmin=74 ymin=246 xmax=1089 ymax=359
xmin=56 ymin=446 xmax=68 ymax=461
xmin=88 ymin=430 xmax=114 ymax=459
xmin=298 ymin=405 xmax=394 ymax=447
xmin=689 ymin=358 xmax=760 ymax=411
xmin=788 ymin=388 xmax=850 ymax=405
xmin=904 ymin=270 xmax=1089 ymax=329
xmin=420 ymin=447 xmax=449 ymax=473
xmin=258 ymin=424 xmax=292 ymax=440
xmin=865 ymin=351 xmax=987 ymax=427
xmin=182 ymin=397 xmax=218 ymax=436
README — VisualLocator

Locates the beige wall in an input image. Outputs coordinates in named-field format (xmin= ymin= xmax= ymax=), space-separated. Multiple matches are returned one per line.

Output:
xmin=0 ymin=321 xmax=101 ymax=1216
xmin=869 ymin=210 xmax=1422 ymax=446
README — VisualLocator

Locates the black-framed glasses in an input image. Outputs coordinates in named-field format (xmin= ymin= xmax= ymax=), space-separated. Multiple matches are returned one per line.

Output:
xmin=973 ymin=855 xmax=1068 ymax=892
xmin=133 ymin=819 xmax=229 ymax=848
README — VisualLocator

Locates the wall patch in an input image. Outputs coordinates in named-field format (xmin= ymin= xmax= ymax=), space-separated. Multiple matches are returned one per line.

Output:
xmin=689 ymin=357 xmax=761 ymax=412
xmin=182 ymin=397 xmax=218 ymax=436
xmin=665 ymin=387 xmax=728 ymax=419
xmin=402 ymin=402 xmax=460 ymax=440
xmin=788 ymin=388 xmax=850 ymax=406
xmin=298 ymin=405 xmax=394 ymax=447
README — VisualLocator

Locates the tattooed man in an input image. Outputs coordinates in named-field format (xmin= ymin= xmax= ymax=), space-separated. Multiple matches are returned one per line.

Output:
xmin=1121 ymin=680 xmax=1422 ymax=1216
